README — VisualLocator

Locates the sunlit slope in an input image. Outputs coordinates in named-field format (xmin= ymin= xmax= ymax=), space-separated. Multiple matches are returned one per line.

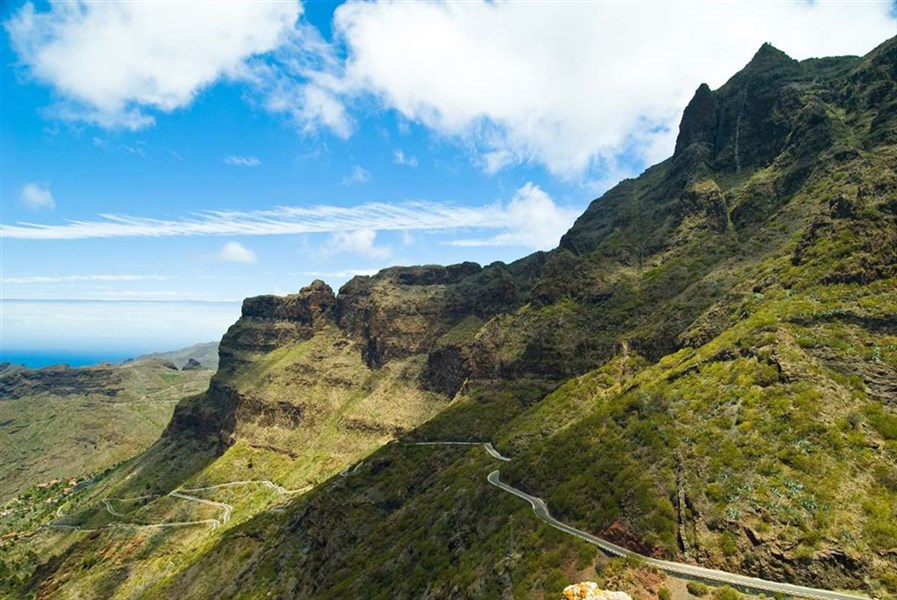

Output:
xmin=0 ymin=355 xmax=214 ymax=502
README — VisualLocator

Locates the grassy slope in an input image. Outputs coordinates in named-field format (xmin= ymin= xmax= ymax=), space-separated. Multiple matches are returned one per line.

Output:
xmin=0 ymin=358 xmax=213 ymax=502
xmin=0 ymin=326 xmax=451 ymax=598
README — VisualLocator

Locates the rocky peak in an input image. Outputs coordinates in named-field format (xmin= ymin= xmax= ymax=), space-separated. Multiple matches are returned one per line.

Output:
xmin=746 ymin=42 xmax=798 ymax=72
xmin=674 ymin=82 xmax=717 ymax=156
xmin=217 ymin=280 xmax=337 ymax=366
xmin=181 ymin=358 xmax=203 ymax=371
xmin=241 ymin=279 xmax=336 ymax=326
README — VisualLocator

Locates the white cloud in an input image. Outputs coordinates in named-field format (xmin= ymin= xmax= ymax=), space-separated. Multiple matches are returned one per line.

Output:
xmin=323 ymin=229 xmax=391 ymax=260
xmin=393 ymin=150 xmax=418 ymax=167
xmin=244 ymin=21 xmax=355 ymax=138
xmin=445 ymin=183 xmax=578 ymax=251
xmin=319 ymin=0 xmax=894 ymax=177
xmin=341 ymin=165 xmax=371 ymax=185
xmin=0 ymin=184 xmax=578 ymax=251
xmin=224 ymin=155 xmax=262 ymax=167
xmin=217 ymin=241 xmax=257 ymax=263
xmin=8 ymin=1 xmax=891 ymax=182
xmin=19 ymin=183 xmax=56 ymax=210
xmin=5 ymin=1 xmax=300 ymax=128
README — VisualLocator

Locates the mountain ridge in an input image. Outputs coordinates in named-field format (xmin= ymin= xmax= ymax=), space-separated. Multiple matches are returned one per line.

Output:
xmin=3 ymin=38 xmax=895 ymax=599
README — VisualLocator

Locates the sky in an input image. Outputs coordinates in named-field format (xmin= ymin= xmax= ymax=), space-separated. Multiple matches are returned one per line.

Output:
xmin=1 ymin=0 xmax=895 ymax=365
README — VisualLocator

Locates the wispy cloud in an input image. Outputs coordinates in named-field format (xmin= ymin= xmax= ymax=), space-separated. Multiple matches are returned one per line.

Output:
xmin=341 ymin=165 xmax=371 ymax=185
xmin=393 ymin=150 xmax=418 ymax=167
xmin=0 ymin=184 xmax=579 ymax=250
xmin=19 ymin=183 xmax=56 ymax=210
xmin=1 ymin=274 xmax=168 ymax=285
xmin=224 ymin=155 xmax=262 ymax=167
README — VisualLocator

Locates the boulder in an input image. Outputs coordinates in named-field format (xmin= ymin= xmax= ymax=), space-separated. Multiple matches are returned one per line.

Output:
xmin=563 ymin=582 xmax=633 ymax=600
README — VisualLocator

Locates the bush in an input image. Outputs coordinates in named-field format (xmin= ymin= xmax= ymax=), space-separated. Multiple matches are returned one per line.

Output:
xmin=687 ymin=581 xmax=709 ymax=597
xmin=712 ymin=585 xmax=742 ymax=600
xmin=658 ymin=586 xmax=672 ymax=600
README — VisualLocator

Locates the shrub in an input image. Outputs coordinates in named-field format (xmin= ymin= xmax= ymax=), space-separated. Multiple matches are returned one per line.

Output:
xmin=712 ymin=585 xmax=742 ymax=600
xmin=658 ymin=586 xmax=672 ymax=600
xmin=687 ymin=582 xmax=709 ymax=597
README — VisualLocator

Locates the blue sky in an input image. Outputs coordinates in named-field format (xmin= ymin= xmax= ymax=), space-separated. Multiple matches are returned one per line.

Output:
xmin=1 ymin=1 xmax=894 ymax=364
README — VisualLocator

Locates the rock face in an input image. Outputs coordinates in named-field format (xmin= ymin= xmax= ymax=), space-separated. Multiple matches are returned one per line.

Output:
xmin=218 ymin=279 xmax=337 ymax=369
xmin=563 ymin=582 xmax=633 ymax=600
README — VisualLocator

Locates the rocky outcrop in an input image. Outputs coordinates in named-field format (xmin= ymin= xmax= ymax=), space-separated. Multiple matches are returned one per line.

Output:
xmin=336 ymin=261 xmax=535 ymax=371
xmin=337 ymin=263 xmax=486 ymax=368
xmin=181 ymin=358 xmax=203 ymax=371
xmin=674 ymin=83 xmax=717 ymax=157
xmin=217 ymin=280 xmax=337 ymax=370
xmin=241 ymin=279 xmax=336 ymax=325
xmin=0 ymin=364 xmax=123 ymax=400
xmin=676 ymin=179 xmax=728 ymax=233
xmin=563 ymin=583 xmax=633 ymax=600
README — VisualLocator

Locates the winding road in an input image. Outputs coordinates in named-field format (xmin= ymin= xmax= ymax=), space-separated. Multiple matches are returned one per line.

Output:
xmin=47 ymin=440 xmax=870 ymax=600
xmin=414 ymin=441 xmax=868 ymax=600
xmin=55 ymin=479 xmax=310 ymax=533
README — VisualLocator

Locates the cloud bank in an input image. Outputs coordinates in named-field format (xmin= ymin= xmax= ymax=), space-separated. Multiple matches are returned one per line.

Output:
xmin=326 ymin=1 xmax=894 ymax=176
xmin=5 ymin=1 xmax=300 ymax=128
xmin=5 ymin=1 xmax=894 ymax=177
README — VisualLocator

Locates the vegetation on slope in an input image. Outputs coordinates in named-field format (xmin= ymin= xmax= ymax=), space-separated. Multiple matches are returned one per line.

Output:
xmin=5 ymin=37 xmax=896 ymax=599
xmin=0 ymin=354 xmax=214 ymax=502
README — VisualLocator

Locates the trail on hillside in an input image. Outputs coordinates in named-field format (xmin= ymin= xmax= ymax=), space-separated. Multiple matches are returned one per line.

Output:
xmin=52 ymin=479 xmax=311 ymax=533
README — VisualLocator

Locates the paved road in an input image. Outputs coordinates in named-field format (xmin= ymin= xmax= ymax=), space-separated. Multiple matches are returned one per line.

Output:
xmin=94 ymin=480 xmax=310 ymax=528
xmin=409 ymin=442 xmax=870 ymax=600
xmin=486 ymin=470 xmax=869 ymax=600
xmin=408 ymin=441 xmax=510 ymax=462
xmin=483 ymin=443 xmax=511 ymax=462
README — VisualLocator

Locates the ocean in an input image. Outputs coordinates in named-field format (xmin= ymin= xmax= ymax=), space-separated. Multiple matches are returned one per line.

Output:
xmin=0 ymin=350 xmax=141 ymax=369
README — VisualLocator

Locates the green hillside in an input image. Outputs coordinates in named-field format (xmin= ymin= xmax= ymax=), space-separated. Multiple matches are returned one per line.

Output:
xmin=0 ymin=351 xmax=216 ymax=503
xmin=3 ymin=38 xmax=895 ymax=599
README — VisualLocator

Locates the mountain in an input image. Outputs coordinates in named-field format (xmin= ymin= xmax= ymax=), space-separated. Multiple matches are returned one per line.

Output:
xmin=3 ymin=37 xmax=895 ymax=599
xmin=0 ymin=345 xmax=217 ymax=503
xmin=136 ymin=342 xmax=220 ymax=370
